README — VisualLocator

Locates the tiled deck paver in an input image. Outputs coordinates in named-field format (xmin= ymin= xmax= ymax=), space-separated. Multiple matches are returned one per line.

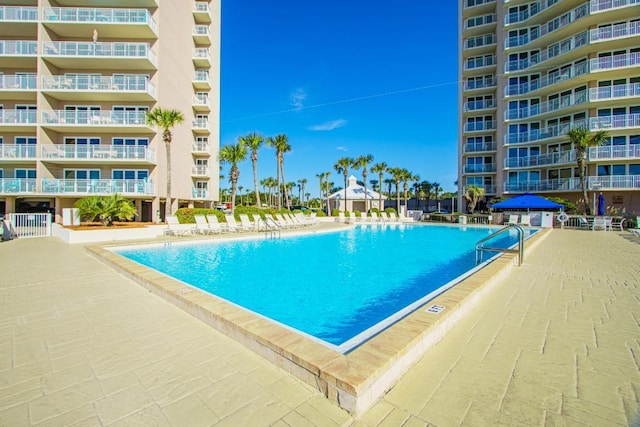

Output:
xmin=0 ymin=229 xmax=638 ymax=426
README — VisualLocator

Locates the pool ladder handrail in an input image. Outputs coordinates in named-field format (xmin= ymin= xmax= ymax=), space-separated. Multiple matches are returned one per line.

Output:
xmin=259 ymin=217 xmax=281 ymax=239
xmin=475 ymin=224 xmax=525 ymax=266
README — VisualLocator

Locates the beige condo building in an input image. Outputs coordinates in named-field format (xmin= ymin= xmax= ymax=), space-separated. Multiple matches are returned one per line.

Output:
xmin=0 ymin=0 xmax=220 ymax=223
xmin=459 ymin=0 xmax=640 ymax=214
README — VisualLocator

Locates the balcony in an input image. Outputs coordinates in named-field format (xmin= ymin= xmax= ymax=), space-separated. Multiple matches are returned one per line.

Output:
xmin=193 ymin=2 xmax=212 ymax=24
xmin=590 ymin=51 xmax=640 ymax=73
xmin=193 ymin=25 xmax=211 ymax=45
xmin=463 ymin=184 xmax=496 ymax=194
xmin=192 ymin=94 xmax=211 ymax=111
xmin=192 ymin=188 xmax=209 ymax=199
xmin=41 ymin=144 xmax=155 ymax=164
xmin=504 ymin=60 xmax=589 ymax=97
xmin=193 ymin=70 xmax=211 ymax=90
xmin=464 ymin=120 xmax=496 ymax=133
xmin=504 ymin=150 xmax=576 ymax=169
xmin=42 ymin=41 xmax=157 ymax=71
xmin=192 ymin=141 xmax=210 ymax=155
xmin=463 ymin=141 xmax=496 ymax=153
xmin=505 ymin=91 xmax=588 ymax=121
xmin=589 ymin=82 xmax=640 ymax=102
xmin=590 ymin=20 xmax=640 ymax=44
xmin=464 ymin=55 xmax=497 ymax=72
xmin=464 ymin=99 xmax=496 ymax=112
xmin=589 ymin=144 xmax=640 ymax=160
xmin=463 ymin=163 xmax=496 ymax=174
xmin=0 ymin=144 xmax=37 ymax=161
xmin=462 ymin=0 xmax=496 ymax=17
xmin=0 ymin=74 xmax=37 ymax=101
xmin=464 ymin=13 xmax=497 ymax=37
xmin=0 ymin=40 xmax=37 ymax=67
xmin=589 ymin=175 xmax=640 ymax=189
xmin=41 ymin=178 xmax=154 ymax=195
xmin=0 ymin=109 xmax=37 ymax=131
xmin=505 ymin=32 xmax=588 ymax=74
xmin=193 ymin=48 xmax=211 ymax=67
xmin=0 ymin=178 xmax=36 ymax=194
xmin=504 ymin=119 xmax=587 ymax=145
xmin=41 ymin=75 xmax=156 ymax=101
xmin=590 ymin=0 xmax=640 ymax=14
xmin=463 ymin=34 xmax=497 ymax=53
xmin=41 ymin=110 xmax=152 ymax=134
xmin=503 ymin=178 xmax=581 ymax=193
xmin=42 ymin=7 xmax=157 ymax=38
xmin=192 ymin=165 xmax=210 ymax=177
xmin=192 ymin=118 xmax=210 ymax=133
xmin=504 ymin=0 xmax=561 ymax=26
xmin=0 ymin=6 xmax=38 ymax=38
xmin=590 ymin=113 xmax=640 ymax=131
xmin=464 ymin=78 xmax=497 ymax=92
xmin=53 ymin=0 xmax=157 ymax=7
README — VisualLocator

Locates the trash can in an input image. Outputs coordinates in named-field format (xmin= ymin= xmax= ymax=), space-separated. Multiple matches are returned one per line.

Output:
xmin=540 ymin=211 xmax=554 ymax=228
xmin=459 ymin=215 xmax=467 ymax=225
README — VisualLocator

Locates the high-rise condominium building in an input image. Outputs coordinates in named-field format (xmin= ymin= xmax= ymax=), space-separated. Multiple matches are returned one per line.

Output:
xmin=459 ymin=0 xmax=640 ymax=214
xmin=0 ymin=0 xmax=220 ymax=223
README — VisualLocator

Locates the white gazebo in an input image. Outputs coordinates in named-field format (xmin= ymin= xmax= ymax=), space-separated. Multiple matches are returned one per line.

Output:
xmin=328 ymin=175 xmax=386 ymax=212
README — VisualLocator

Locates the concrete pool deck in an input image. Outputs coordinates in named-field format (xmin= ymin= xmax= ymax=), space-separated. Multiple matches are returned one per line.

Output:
xmin=1 ymin=227 xmax=639 ymax=425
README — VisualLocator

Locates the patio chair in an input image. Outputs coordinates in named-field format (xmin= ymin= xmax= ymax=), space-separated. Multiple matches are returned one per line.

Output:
xmin=577 ymin=216 xmax=590 ymax=230
xmin=370 ymin=212 xmax=381 ymax=223
xmin=630 ymin=229 xmax=640 ymax=237
xmin=519 ymin=214 xmax=531 ymax=227
xmin=360 ymin=212 xmax=368 ymax=222
xmin=610 ymin=217 xmax=624 ymax=231
xmin=224 ymin=214 xmax=243 ymax=232
xmin=193 ymin=214 xmax=214 ymax=235
xmin=336 ymin=211 xmax=346 ymax=223
xmin=506 ymin=214 xmax=519 ymax=225
xmin=205 ymin=214 xmax=225 ymax=233
xmin=238 ymin=214 xmax=257 ymax=231
xmin=164 ymin=215 xmax=193 ymax=237
xmin=592 ymin=216 xmax=607 ymax=231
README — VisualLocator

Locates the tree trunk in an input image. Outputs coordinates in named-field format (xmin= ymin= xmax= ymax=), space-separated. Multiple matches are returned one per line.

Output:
xmin=378 ymin=174 xmax=383 ymax=211
xmin=578 ymin=151 xmax=591 ymax=215
xmin=363 ymin=170 xmax=368 ymax=213
xmin=276 ymin=156 xmax=282 ymax=209
xmin=325 ymin=180 xmax=331 ymax=216
xmin=252 ymin=154 xmax=260 ymax=207
xmin=343 ymin=174 xmax=348 ymax=213
xmin=281 ymin=160 xmax=290 ymax=210
xmin=395 ymin=182 xmax=400 ymax=212
xmin=164 ymin=137 xmax=172 ymax=220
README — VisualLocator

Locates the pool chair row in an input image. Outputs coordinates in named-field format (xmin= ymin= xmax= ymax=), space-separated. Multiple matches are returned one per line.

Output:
xmin=166 ymin=213 xmax=320 ymax=236
xmin=505 ymin=214 xmax=531 ymax=227
xmin=336 ymin=211 xmax=399 ymax=223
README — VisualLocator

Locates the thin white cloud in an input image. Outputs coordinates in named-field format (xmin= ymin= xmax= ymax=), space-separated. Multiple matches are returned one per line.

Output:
xmin=336 ymin=146 xmax=349 ymax=152
xmin=307 ymin=119 xmax=348 ymax=132
xmin=290 ymin=88 xmax=307 ymax=110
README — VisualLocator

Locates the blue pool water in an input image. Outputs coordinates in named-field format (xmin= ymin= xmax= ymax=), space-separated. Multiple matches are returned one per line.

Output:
xmin=115 ymin=225 xmax=531 ymax=351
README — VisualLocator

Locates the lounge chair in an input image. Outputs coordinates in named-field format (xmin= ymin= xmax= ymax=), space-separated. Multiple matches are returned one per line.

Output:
xmin=519 ymin=214 xmax=531 ymax=227
xmin=506 ymin=214 xmax=519 ymax=225
xmin=205 ymin=214 xmax=225 ymax=233
xmin=370 ymin=212 xmax=381 ymax=223
xmin=336 ymin=212 xmax=346 ymax=223
xmin=592 ymin=216 xmax=607 ymax=231
xmin=194 ymin=214 xmax=214 ymax=235
xmin=164 ymin=215 xmax=193 ymax=237
xmin=360 ymin=212 xmax=368 ymax=222
xmin=238 ymin=214 xmax=257 ymax=231
xmin=630 ymin=229 xmax=640 ymax=237
xmin=610 ymin=217 xmax=625 ymax=231
xmin=577 ymin=216 xmax=590 ymax=230
xmin=224 ymin=214 xmax=243 ymax=232
xmin=294 ymin=212 xmax=312 ymax=227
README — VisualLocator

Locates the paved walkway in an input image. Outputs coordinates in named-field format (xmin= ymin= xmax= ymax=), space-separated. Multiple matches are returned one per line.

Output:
xmin=0 ymin=229 xmax=639 ymax=426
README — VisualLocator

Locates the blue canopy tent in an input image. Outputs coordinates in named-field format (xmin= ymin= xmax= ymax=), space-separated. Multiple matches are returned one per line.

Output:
xmin=491 ymin=193 xmax=563 ymax=211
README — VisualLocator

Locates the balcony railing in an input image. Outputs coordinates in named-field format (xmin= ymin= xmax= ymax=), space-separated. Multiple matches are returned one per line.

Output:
xmin=589 ymin=175 xmax=640 ymax=189
xmin=41 ymin=110 xmax=148 ymax=126
xmin=193 ymin=95 xmax=210 ymax=107
xmin=0 ymin=74 xmax=37 ymax=90
xmin=193 ymin=48 xmax=210 ymax=60
xmin=505 ymin=91 xmax=588 ymax=120
xmin=463 ymin=163 xmax=496 ymax=173
xmin=504 ymin=60 xmax=588 ymax=97
xmin=192 ymin=141 xmax=210 ymax=153
xmin=465 ymin=120 xmax=496 ymax=132
xmin=0 ymin=109 xmax=37 ymax=125
xmin=590 ymin=21 xmax=640 ymax=43
xmin=41 ymin=75 xmax=156 ymax=97
xmin=504 ymin=150 xmax=576 ymax=168
xmin=503 ymin=178 xmax=581 ymax=192
xmin=464 ymin=13 xmax=497 ymax=29
xmin=42 ymin=41 xmax=156 ymax=65
xmin=194 ymin=2 xmax=211 ymax=13
xmin=42 ymin=7 xmax=157 ymax=33
xmin=590 ymin=113 xmax=640 ymax=130
xmin=505 ymin=32 xmax=588 ymax=73
xmin=463 ymin=184 xmax=496 ymax=194
xmin=192 ymin=166 xmax=210 ymax=176
xmin=0 ymin=6 xmax=38 ymax=21
xmin=464 ymin=0 xmax=496 ymax=8
xmin=464 ymin=99 xmax=496 ymax=112
xmin=0 ymin=144 xmax=37 ymax=159
xmin=464 ymin=78 xmax=497 ymax=91
xmin=504 ymin=0 xmax=560 ymax=25
xmin=505 ymin=119 xmax=586 ymax=144
xmin=463 ymin=34 xmax=497 ymax=50
xmin=0 ymin=178 xmax=36 ymax=193
xmin=0 ymin=40 xmax=37 ymax=56
xmin=41 ymin=179 xmax=154 ymax=195
xmin=192 ymin=188 xmax=209 ymax=199
xmin=465 ymin=55 xmax=497 ymax=70
xmin=464 ymin=141 xmax=497 ymax=153
xmin=194 ymin=70 xmax=209 ymax=82
xmin=193 ymin=25 xmax=210 ymax=36
xmin=192 ymin=118 xmax=209 ymax=128
xmin=589 ymin=82 xmax=640 ymax=101
xmin=590 ymin=0 xmax=640 ymax=13
xmin=589 ymin=51 xmax=640 ymax=72
xmin=589 ymin=145 xmax=640 ymax=160
xmin=41 ymin=145 xmax=155 ymax=162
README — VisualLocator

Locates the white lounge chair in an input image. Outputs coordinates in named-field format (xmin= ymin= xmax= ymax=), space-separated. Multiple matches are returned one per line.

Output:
xmin=519 ymin=214 xmax=531 ymax=227
xmin=360 ymin=212 xmax=369 ymax=222
xmin=205 ymin=214 xmax=225 ymax=233
xmin=336 ymin=212 xmax=346 ymax=223
xmin=506 ymin=214 xmax=519 ymax=225
xmin=238 ymin=214 xmax=257 ymax=231
xmin=194 ymin=215 xmax=214 ymax=235
xmin=224 ymin=214 xmax=243 ymax=232
xmin=164 ymin=215 xmax=193 ymax=237
xmin=577 ymin=216 xmax=590 ymax=230
xmin=592 ymin=216 xmax=607 ymax=231
xmin=370 ymin=212 xmax=381 ymax=223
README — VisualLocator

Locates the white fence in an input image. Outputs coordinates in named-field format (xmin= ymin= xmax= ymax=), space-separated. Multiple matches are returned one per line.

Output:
xmin=5 ymin=213 xmax=52 ymax=239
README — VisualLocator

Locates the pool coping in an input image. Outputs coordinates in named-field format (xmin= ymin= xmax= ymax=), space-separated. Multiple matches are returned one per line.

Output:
xmin=86 ymin=225 xmax=550 ymax=417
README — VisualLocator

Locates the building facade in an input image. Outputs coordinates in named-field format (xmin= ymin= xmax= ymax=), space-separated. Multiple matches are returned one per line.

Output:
xmin=0 ymin=0 xmax=220 ymax=223
xmin=459 ymin=0 xmax=640 ymax=215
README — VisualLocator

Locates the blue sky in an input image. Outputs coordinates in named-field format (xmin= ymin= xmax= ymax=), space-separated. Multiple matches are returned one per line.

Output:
xmin=220 ymin=1 xmax=459 ymax=198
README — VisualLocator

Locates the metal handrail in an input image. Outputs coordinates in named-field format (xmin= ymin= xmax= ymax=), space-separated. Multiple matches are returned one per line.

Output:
xmin=475 ymin=224 xmax=525 ymax=266
xmin=259 ymin=217 xmax=281 ymax=239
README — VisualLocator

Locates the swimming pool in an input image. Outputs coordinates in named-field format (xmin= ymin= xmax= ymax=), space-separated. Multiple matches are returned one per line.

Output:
xmin=115 ymin=224 xmax=532 ymax=352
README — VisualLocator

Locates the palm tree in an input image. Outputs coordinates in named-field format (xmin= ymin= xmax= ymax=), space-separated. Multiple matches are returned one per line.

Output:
xmin=432 ymin=182 xmax=442 ymax=211
xmin=384 ymin=178 xmax=394 ymax=201
xmin=299 ymin=178 xmax=308 ymax=205
xmin=286 ymin=182 xmax=296 ymax=204
xmin=145 ymin=107 xmax=184 ymax=220
xmin=74 ymin=194 xmax=137 ymax=226
xmin=266 ymin=134 xmax=291 ymax=209
xmin=238 ymin=185 xmax=244 ymax=205
xmin=388 ymin=167 xmax=403 ymax=213
xmin=316 ymin=172 xmax=326 ymax=210
xmin=219 ymin=142 xmax=248 ymax=213
xmin=421 ymin=181 xmax=433 ymax=211
xmin=399 ymin=169 xmax=414 ymax=217
xmin=334 ymin=157 xmax=354 ymax=212
xmin=371 ymin=162 xmax=388 ymax=211
xmin=324 ymin=171 xmax=332 ymax=215
xmin=354 ymin=154 xmax=374 ymax=212
xmin=239 ymin=132 xmax=264 ymax=207
xmin=566 ymin=127 xmax=608 ymax=215
xmin=464 ymin=185 xmax=485 ymax=213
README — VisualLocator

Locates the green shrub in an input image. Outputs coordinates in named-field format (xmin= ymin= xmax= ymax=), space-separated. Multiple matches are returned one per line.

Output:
xmin=353 ymin=210 xmax=361 ymax=217
xmin=315 ymin=209 xmax=326 ymax=217
xmin=235 ymin=205 xmax=268 ymax=221
xmin=175 ymin=208 xmax=224 ymax=224
xmin=368 ymin=207 xmax=380 ymax=214
xmin=384 ymin=207 xmax=398 ymax=217
xmin=332 ymin=209 xmax=341 ymax=217
xmin=546 ymin=197 xmax=578 ymax=214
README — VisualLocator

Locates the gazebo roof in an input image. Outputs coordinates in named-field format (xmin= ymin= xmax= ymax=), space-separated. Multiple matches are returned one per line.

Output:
xmin=328 ymin=175 xmax=386 ymax=200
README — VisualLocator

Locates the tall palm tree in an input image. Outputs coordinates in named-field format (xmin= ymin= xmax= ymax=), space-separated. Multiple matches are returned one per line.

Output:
xmin=266 ymin=134 xmax=291 ymax=209
xmin=354 ymin=154 xmax=374 ymax=212
xmin=371 ymin=162 xmax=388 ymax=211
xmin=145 ymin=107 xmax=184 ymax=220
xmin=566 ymin=127 xmax=608 ymax=215
xmin=464 ymin=185 xmax=485 ymax=213
xmin=219 ymin=142 xmax=248 ymax=213
xmin=399 ymin=169 xmax=414 ymax=217
xmin=260 ymin=178 xmax=269 ymax=206
xmin=334 ymin=157 xmax=354 ymax=212
xmin=432 ymin=182 xmax=442 ymax=210
xmin=238 ymin=185 xmax=244 ymax=205
xmin=384 ymin=178 xmax=394 ymax=199
xmin=299 ymin=178 xmax=308 ymax=205
xmin=388 ymin=167 xmax=403 ymax=213
xmin=324 ymin=171 xmax=332 ymax=215
xmin=421 ymin=181 xmax=433 ymax=211
xmin=239 ymin=132 xmax=264 ymax=207
xmin=316 ymin=172 xmax=326 ymax=210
